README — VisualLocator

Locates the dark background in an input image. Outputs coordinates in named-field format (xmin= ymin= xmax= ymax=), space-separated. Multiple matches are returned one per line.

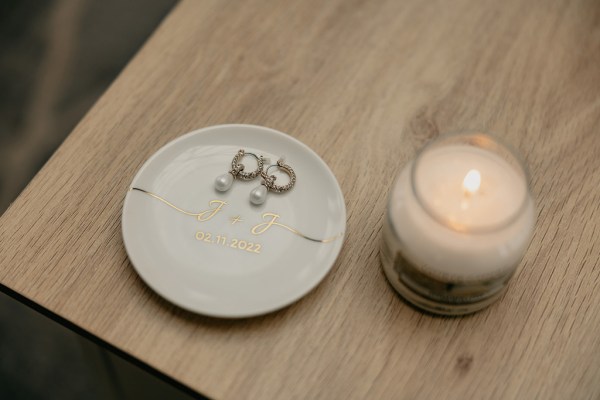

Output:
xmin=0 ymin=0 xmax=176 ymax=211
xmin=0 ymin=1 xmax=204 ymax=399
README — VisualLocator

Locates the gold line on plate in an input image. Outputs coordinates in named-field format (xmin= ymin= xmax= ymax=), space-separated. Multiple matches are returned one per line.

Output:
xmin=130 ymin=187 xmax=342 ymax=244
xmin=130 ymin=187 xmax=208 ymax=216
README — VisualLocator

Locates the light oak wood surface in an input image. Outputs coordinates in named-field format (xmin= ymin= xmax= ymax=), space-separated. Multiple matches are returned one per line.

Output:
xmin=2 ymin=0 xmax=600 ymax=398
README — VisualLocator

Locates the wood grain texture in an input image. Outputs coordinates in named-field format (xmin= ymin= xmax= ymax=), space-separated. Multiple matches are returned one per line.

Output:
xmin=2 ymin=0 xmax=600 ymax=398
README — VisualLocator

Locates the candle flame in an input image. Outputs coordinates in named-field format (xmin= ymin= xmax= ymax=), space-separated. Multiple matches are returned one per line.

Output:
xmin=463 ymin=169 xmax=481 ymax=194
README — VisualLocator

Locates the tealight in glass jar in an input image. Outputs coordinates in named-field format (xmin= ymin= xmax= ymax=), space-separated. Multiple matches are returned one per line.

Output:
xmin=381 ymin=132 xmax=536 ymax=315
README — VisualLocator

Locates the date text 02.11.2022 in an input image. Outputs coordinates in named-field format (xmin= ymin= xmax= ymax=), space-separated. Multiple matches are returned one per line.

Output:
xmin=195 ymin=231 xmax=262 ymax=254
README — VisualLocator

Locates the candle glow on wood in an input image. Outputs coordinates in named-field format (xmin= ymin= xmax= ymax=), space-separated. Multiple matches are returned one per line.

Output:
xmin=463 ymin=169 xmax=481 ymax=194
xmin=391 ymin=140 xmax=534 ymax=276
xmin=382 ymin=132 xmax=536 ymax=315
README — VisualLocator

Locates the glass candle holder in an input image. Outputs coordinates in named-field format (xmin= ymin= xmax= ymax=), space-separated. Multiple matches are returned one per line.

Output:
xmin=381 ymin=132 xmax=536 ymax=315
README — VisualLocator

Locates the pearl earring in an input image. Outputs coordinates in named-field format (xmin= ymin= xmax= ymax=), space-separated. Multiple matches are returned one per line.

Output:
xmin=249 ymin=158 xmax=296 ymax=205
xmin=215 ymin=149 xmax=265 ymax=192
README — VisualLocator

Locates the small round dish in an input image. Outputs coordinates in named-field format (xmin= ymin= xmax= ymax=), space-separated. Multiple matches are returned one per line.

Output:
xmin=122 ymin=125 xmax=346 ymax=318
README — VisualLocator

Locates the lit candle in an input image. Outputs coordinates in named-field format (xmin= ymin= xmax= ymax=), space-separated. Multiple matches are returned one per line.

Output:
xmin=381 ymin=132 xmax=536 ymax=315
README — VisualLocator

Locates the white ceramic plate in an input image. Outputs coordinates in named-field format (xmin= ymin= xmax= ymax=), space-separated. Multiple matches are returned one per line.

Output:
xmin=122 ymin=125 xmax=346 ymax=318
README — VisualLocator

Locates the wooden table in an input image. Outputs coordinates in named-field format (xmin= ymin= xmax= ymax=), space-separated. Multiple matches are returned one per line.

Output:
xmin=2 ymin=0 xmax=600 ymax=398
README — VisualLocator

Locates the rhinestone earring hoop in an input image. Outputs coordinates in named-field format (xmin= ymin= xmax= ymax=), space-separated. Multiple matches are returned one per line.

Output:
xmin=249 ymin=158 xmax=296 ymax=205
xmin=215 ymin=149 xmax=265 ymax=192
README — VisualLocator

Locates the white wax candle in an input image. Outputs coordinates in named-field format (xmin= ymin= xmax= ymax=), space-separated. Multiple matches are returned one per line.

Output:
xmin=389 ymin=144 xmax=535 ymax=281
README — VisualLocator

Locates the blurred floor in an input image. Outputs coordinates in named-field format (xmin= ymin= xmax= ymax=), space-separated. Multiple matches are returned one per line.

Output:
xmin=0 ymin=0 xmax=177 ymax=211
xmin=0 ymin=1 xmax=202 ymax=399
xmin=0 ymin=288 xmax=201 ymax=400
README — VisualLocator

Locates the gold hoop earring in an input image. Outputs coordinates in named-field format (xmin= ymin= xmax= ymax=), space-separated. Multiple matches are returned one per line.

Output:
xmin=249 ymin=158 xmax=296 ymax=205
xmin=215 ymin=149 xmax=265 ymax=192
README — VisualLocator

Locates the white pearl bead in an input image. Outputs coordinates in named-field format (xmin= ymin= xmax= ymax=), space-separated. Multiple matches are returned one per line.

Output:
xmin=214 ymin=173 xmax=233 ymax=191
xmin=249 ymin=185 xmax=268 ymax=205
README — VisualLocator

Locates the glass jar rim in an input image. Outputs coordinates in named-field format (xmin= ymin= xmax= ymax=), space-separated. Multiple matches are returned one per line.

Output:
xmin=410 ymin=131 xmax=532 ymax=233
